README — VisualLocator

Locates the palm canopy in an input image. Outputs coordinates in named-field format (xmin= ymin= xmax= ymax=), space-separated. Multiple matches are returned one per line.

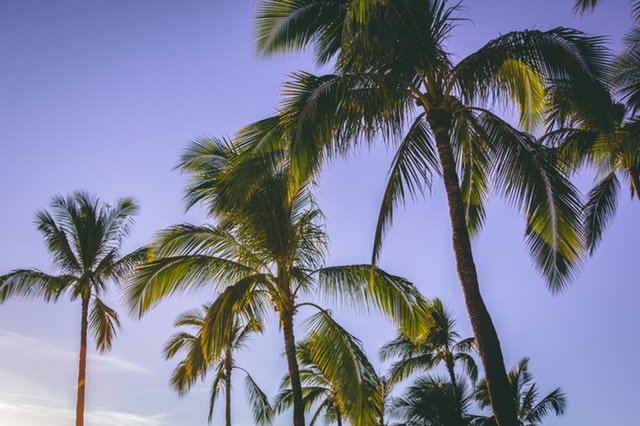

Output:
xmin=389 ymin=375 xmax=478 ymax=426
xmin=275 ymin=311 xmax=383 ymax=425
xmin=474 ymin=358 xmax=566 ymax=426
xmin=253 ymin=0 xmax=615 ymax=291
xmin=163 ymin=305 xmax=271 ymax=424
xmin=126 ymin=137 xmax=429 ymax=343
xmin=380 ymin=299 xmax=477 ymax=386
xmin=125 ymin=136 xmax=430 ymax=425
xmin=0 ymin=191 xmax=145 ymax=351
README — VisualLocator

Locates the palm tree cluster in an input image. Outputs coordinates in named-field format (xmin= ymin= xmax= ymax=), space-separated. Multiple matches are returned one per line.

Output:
xmin=1 ymin=1 xmax=638 ymax=425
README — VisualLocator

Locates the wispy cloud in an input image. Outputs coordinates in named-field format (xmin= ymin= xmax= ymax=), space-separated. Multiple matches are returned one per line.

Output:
xmin=0 ymin=393 xmax=168 ymax=426
xmin=0 ymin=329 xmax=150 ymax=374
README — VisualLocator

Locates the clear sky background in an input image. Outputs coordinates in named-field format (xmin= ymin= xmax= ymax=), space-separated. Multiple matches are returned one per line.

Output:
xmin=0 ymin=1 xmax=638 ymax=425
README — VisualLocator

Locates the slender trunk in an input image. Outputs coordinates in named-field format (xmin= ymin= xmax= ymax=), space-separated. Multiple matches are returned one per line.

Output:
xmin=445 ymin=354 xmax=461 ymax=425
xmin=281 ymin=308 xmax=305 ymax=426
xmin=75 ymin=296 xmax=89 ymax=426
xmin=429 ymin=109 xmax=519 ymax=426
xmin=224 ymin=349 xmax=232 ymax=426
xmin=336 ymin=410 xmax=343 ymax=426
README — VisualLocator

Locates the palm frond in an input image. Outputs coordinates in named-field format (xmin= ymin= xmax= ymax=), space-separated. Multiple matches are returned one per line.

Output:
xmin=89 ymin=297 xmax=121 ymax=353
xmin=0 ymin=269 xmax=75 ymax=303
xmin=372 ymin=113 xmax=438 ymax=263
xmin=315 ymin=265 xmax=432 ymax=341
xmin=584 ymin=172 xmax=620 ymax=253
xmin=244 ymin=372 xmax=274 ymax=425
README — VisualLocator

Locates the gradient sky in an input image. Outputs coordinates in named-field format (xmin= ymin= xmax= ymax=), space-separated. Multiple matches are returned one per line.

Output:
xmin=0 ymin=1 xmax=638 ymax=425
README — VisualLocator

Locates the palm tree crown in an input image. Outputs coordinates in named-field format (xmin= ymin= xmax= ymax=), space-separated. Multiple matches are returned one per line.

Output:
xmin=164 ymin=305 xmax=271 ymax=425
xmin=475 ymin=358 xmax=566 ymax=426
xmin=0 ymin=191 xmax=146 ymax=426
xmin=125 ymin=137 xmax=429 ymax=426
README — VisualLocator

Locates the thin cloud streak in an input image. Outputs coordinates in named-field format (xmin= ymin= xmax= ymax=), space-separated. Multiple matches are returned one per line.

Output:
xmin=0 ymin=329 xmax=150 ymax=374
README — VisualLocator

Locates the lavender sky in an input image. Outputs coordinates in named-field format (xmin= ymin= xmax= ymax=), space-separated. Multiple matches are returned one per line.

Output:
xmin=0 ymin=1 xmax=638 ymax=425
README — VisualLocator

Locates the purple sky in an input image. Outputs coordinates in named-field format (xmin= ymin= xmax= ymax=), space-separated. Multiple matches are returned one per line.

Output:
xmin=0 ymin=1 xmax=637 ymax=425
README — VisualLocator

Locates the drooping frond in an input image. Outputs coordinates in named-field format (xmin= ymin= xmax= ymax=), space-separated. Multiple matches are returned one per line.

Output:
xmin=125 ymin=255 xmax=256 ymax=317
xmin=0 ymin=270 xmax=75 ymax=303
xmin=244 ymin=372 xmax=274 ymax=425
xmin=584 ymin=172 xmax=620 ymax=253
xmin=315 ymin=265 xmax=432 ymax=341
xmin=477 ymin=113 xmax=585 ymax=291
xmin=372 ymin=113 xmax=438 ymax=263
xmin=301 ymin=311 xmax=382 ymax=425
xmin=89 ymin=297 xmax=121 ymax=353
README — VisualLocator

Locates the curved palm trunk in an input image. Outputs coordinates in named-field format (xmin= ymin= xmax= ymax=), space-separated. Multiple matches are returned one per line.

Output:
xmin=281 ymin=308 xmax=306 ymax=426
xmin=429 ymin=111 xmax=519 ymax=426
xmin=75 ymin=296 xmax=89 ymax=426
xmin=336 ymin=411 xmax=343 ymax=426
xmin=224 ymin=349 xmax=232 ymax=426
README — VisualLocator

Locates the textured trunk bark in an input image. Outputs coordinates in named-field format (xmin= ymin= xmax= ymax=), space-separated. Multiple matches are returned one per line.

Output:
xmin=281 ymin=309 xmax=305 ymax=426
xmin=429 ymin=110 xmax=519 ymax=426
xmin=75 ymin=296 xmax=89 ymax=426
xmin=224 ymin=350 xmax=232 ymax=426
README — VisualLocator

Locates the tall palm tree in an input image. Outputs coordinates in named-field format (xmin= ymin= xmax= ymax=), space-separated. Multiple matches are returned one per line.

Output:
xmin=274 ymin=312 xmax=381 ymax=426
xmin=474 ymin=358 xmax=566 ymax=426
xmin=380 ymin=299 xmax=477 ymax=425
xmin=125 ymin=137 xmax=429 ymax=426
xmin=163 ymin=305 xmax=271 ymax=425
xmin=252 ymin=2 xmax=613 ymax=423
xmin=389 ymin=375 xmax=477 ymax=426
xmin=0 ymin=192 xmax=146 ymax=426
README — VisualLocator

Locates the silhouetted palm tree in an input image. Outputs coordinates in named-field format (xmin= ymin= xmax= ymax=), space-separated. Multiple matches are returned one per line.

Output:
xmin=380 ymin=299 xmax=477 ymax=424
xmin=389 ymin=375 xmax=477 ymax=426
xmin=0 ymin=192 xmax=146 ymax=426
xmin=125 ymin=137 xmax=429 ymax=426
xmin=163 ymin=305 xmax=271 ymax=425
xmin=253 ymin=2 xmax=612 ymax=423
xmin=474 ymin=358 xmax=566 ymax=426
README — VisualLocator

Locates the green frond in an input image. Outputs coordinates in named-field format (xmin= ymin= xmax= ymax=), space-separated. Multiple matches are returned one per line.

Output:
xmin=125 ymin=255 xmax=256 ymax=317
xmin=315 ymin=265 xmax=432 ymax=341
xmin=372 ymin=113 xmax=438 ymax=263
xmin=301 ymin=311 xmax=382 ymax=426
xmin=89 ymin=297 xmax=121 ymax=353
xmin=584 ymin=172 xmax=620 ymax=254
xmin=207 ymin=374 xmax=224 ymax=423
xmin=478 ymin=113 xmax=585 ymax=291
xmin=255 ymin=0 xmax=350 ymax=64
xmin=0 ymin=269 xmax=75 ymax=303
xmin=244 ymin=372 xmax=274 ymax=425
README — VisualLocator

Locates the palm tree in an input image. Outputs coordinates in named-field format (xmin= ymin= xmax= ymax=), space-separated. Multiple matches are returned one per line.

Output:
xmin=0 ymin=192 xmax=146 ymax=426
xmin=474 ymin=358 xmax=566 ymax=426
xmin=389 ymin=375 xmax=477 ymax=426
xmin=125 ymin=137 xmax=429 ymax=426
xmin=253 ymin=2 xmax=613 ymax=423
xmin=274 ymin=312 xmax=381 ymax=426
xmin=163 ymin=305 xmax=271 ymax=425
xmin=380 ymin=299 xmax=477 ymax=424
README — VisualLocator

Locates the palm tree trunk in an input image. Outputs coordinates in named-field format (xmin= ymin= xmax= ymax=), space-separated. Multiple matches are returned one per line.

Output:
xmin=445 ymin=355 xmax=461 ymax=425
xmin=336 ymin=411 xmax=343 ymax=426
xmin=75 ymin=296 xmax=89 ymax=426
xmin=224 ymin=349 xmax=232 ymax=426
xmin=631 ymin=173 xmax=640 ymax=200
xmin=281 ymin=308 xmax=305 ymax=426
xmin=429 ymin=110 xmax=519 ymax=426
